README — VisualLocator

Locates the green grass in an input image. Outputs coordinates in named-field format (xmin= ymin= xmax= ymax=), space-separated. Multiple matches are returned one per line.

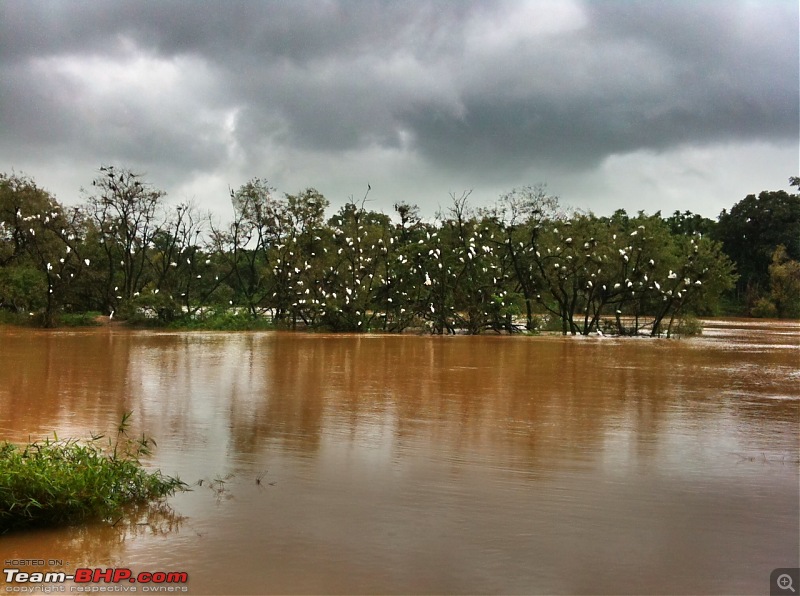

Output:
xmin=0 ymin=413 xmax=187 ymax=532
xmin=56 ymin=311 xmax=103 ymax=326
xmin=0 ymin=310 xmax=35 ymax=326
xmin=166 ymin=310 xmax=275 ymax=331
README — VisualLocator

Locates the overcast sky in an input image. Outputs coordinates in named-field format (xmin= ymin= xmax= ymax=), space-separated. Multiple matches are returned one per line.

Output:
xmin=1 ymin=0 xmax=797 ymax=222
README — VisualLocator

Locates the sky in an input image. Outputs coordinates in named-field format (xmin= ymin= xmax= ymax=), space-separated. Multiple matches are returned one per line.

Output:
xmin=1 ymin=0 xmax=797 ymax=223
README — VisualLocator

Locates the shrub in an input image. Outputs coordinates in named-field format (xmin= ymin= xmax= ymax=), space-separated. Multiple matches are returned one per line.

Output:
xmin=0 ymin=413 xmax=186 ymax=532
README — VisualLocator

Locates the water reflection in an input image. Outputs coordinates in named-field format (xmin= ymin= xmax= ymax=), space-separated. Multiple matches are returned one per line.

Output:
xmin=0 ymin=322 xmax=798 ymax=594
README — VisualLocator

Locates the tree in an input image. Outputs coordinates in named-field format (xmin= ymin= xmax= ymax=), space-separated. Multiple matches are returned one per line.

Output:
xmin=84 ymin=166 xmax=166 ymax=313
xmin=519 ymin=209 xmax=736 ymax=336
xmin=210 ymin=178 xmax=278 ymax=319
xmin=714 ymin=187 xmax=800 ymax=305
xmin=483 ymin=184 xmax=562 ymax=331
xmin=0 ymin=173 xmax=87 ymax=325
xmin=321 ymin=193 xmax=392 ymax=332
xmin=664 ymin=210 xmax=716 ymax=237
xmin=753 ymin=245 xmax=800 ymax=319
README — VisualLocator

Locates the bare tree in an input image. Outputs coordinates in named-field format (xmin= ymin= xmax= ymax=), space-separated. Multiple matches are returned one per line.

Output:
xmin=84 ymin=166 xmax=165 ymax=311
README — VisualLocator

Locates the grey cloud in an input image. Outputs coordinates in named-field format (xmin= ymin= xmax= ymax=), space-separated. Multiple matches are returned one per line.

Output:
xmin=0 ymin=0 xmax=796 ymax=217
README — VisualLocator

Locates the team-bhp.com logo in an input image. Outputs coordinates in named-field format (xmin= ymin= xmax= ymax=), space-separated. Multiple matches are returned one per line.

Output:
xmin=4 ymin=567 xmax=188 ymax=592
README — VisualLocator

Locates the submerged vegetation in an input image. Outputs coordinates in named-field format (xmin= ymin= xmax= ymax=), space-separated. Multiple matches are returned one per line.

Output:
xmin=0 ymin=168 xmax=797 ymax=334
xmin=0 ymin=413 xmax=186 ymax=532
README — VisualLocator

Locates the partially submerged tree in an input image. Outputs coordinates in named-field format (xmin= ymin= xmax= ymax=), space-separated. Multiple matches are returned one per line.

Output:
xmin=84 ymin=166 xmax=167 ymax=313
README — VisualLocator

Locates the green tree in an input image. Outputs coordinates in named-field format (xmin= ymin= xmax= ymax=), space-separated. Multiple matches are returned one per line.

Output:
xmin=714 ymin=186 xmax=800 ymax=306
xmin=84 ymin=166 xmax=167 ymax=313
xmin=321 ymin=195 xmax=392 ymax=332
xmin=211 ymin=178 xmax=278 ymax=319
xmin=754 ymin=245 xmax=800 ymax=318
xmin=483 ymin=184 xmax=562 ymax=331
xmin=664 ymin=210 xmax=716 ymax=237
xmin=0 ymin=173 xmax=87 ymax=325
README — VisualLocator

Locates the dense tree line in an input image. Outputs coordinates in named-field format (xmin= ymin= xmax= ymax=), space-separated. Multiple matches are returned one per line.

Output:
xmin=1 ymin=168 xmax=797 ymax=333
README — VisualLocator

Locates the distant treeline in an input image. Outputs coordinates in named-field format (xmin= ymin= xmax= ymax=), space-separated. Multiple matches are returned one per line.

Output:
xmin=1 ymin=168 xmax=798 ymax=333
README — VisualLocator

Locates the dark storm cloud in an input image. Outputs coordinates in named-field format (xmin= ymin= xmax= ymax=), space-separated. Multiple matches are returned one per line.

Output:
xmin=400 ymin=0 xmax=798 ymax=173
xmin=0 ymin=0 xmax=796 ymax=215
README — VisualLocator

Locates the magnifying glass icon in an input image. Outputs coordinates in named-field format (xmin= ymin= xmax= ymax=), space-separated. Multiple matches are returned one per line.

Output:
xmin=777 ymin=574 xmax=796 ymax=593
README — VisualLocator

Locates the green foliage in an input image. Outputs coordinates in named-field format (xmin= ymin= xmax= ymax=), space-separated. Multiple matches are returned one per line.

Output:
xmin=167 ymin=309 xmax=274 ymax=331
xmin=714 ymin=188 xmax=800 ymax=299
xmin=56 ymin=311 xmax=103 ymax=327
xmin=664 ymin=210 xmax=716 ymax=237
xmin=0 ymin=265 xmax=47 ymax=312
xmin=0 ymin=167 xmax=787 ymax=332
xmin=0 ymin=413 xmax=186 ymax=531
xmin=752 ymin=245 xmax=800 ymax=319
xmin=673 ymin=314 xmax=703 ymax=337
xmin=0 ymin=172 xmax=88 ymax=325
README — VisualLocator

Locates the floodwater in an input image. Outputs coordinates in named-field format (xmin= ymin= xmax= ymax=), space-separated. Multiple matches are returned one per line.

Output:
xmin=1 ymin=319 xmax=798 ymax=594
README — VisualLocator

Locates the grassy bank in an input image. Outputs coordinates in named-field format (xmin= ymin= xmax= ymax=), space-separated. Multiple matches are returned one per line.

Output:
xmin=0 ymin=413 xmax=186 ymax=532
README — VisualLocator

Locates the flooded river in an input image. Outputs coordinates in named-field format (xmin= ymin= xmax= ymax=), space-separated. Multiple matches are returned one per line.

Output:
xmin=1 ymin=320 xmax=798 ymax=594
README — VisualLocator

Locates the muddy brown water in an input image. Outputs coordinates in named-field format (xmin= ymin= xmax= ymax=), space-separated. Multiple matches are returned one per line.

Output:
xmin=1 ymin=319 xmax=798 ymax=594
